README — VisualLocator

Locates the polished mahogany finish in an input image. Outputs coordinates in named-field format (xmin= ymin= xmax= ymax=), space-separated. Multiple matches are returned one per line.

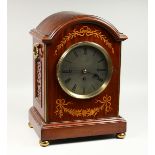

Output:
xmin=29 ymin=11 xmax=127 ymax=144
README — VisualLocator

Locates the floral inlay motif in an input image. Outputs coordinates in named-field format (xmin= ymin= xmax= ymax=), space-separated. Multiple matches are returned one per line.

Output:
xmin=54 ymin=26 xmax=114 ymax=55
xmin=55 ymin=94 xmax=112 ymax=118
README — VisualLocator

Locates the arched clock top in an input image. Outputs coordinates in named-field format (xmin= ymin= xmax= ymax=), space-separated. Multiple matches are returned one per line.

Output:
xmin=30 ymin=11 xmax=127 ymax=42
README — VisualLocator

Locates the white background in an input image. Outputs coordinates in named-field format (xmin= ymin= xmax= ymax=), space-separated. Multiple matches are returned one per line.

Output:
xmin=7 ymin=0 xmax=147 ymax=155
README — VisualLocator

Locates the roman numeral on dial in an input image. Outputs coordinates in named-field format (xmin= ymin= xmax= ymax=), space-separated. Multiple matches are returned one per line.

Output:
xmin=98 ymin=58 xmax=105 ymax=63
xmin=97 ymin=68 xmax=107 ymax=71
xmin=65 ymin=60 xmax=72 ymax=63
xmin=62 ymin=69 xmax=72 ymax=73
xmin=97 ymin=78 xmax=104 ymax=82
xmin=74 ymin=51 xmax=78 ymax=57
xmin=83 ymin=87 xmax=85 ymax=94
xmin=91 ymin=84 xmax=95 ymax=90
xmin=93 ymin=50 xmax=96 ymax=56
xmin=72 ymin=84 xmax=77 ymax=92
xmin=84 ymin=48 xmax=87 ymax=55
xmin=64 ymin=78 xmax=71 ymax=83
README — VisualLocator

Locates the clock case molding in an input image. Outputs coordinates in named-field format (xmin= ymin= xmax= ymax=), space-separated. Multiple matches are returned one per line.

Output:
xmin=29 ymin=11 xmax=127 ymax=142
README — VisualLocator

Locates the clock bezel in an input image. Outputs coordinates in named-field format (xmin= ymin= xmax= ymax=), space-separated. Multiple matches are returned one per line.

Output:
xmin=57 ymin=41 xmax=113 ymax=99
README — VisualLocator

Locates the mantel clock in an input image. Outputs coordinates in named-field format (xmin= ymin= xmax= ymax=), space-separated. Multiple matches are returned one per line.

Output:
xmin=28 ymin=11 xmax=128 ymax=147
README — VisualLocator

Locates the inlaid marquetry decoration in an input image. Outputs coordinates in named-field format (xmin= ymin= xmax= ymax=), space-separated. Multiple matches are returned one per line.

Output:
xmin=54 ymin=26 xmax=114 ymax=55
xmin=55 ymin=94 xmax=112 ymax=118
xmin=35 ymin=60 xmax=42 ymax=106
xmin=95 ymin=94 xmax=112 ymax=114
xmin=33 ymin=43 xmax=43 ymax=106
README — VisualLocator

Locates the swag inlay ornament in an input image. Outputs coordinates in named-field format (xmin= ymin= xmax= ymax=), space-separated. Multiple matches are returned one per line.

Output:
xmin=55 ymin=26 xmax=114 ymax=55
xmin=55 ymin=94 xmax=112 ymax=118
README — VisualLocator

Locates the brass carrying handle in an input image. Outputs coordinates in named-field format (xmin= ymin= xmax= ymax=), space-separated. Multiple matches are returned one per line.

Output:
xmin=33 ymin=43 xmax=41 ymax=59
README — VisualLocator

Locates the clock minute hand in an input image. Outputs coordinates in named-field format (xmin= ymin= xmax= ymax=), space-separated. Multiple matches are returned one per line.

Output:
xmin=87 ymin=71 xmax=99 ymax=77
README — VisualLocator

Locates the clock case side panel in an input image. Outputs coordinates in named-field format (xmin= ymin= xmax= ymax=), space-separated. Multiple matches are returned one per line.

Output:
xmin=30 ymin=37 xmax=47 ymax=121
xmin=45 ymin=22 xmax=123 ymax=122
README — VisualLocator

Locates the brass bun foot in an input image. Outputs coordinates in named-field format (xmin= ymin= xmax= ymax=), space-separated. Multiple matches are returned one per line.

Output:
xmin=39 ymin=140 xmax=50 ymax=147
xmin=116 ymin=133 xmax=126 ymax=139
xmin=28 ymin=122 xmax=33 ymax=128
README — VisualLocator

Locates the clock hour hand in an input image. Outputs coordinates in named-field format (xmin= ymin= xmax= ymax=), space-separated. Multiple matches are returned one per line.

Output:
xmin=92 ymin=73 xmax=100 ymax=79
xmin=87 ymin=71 xmax=104 ymax=82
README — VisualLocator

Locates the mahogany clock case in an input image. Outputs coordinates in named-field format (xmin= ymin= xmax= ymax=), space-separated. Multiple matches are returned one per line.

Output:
xmin=29 ymin=11 xmax=127 ymax=143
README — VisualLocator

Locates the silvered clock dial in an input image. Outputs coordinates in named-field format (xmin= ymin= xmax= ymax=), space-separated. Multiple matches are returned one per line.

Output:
xmin=57 ymin=41 xmax=113 ymax=99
